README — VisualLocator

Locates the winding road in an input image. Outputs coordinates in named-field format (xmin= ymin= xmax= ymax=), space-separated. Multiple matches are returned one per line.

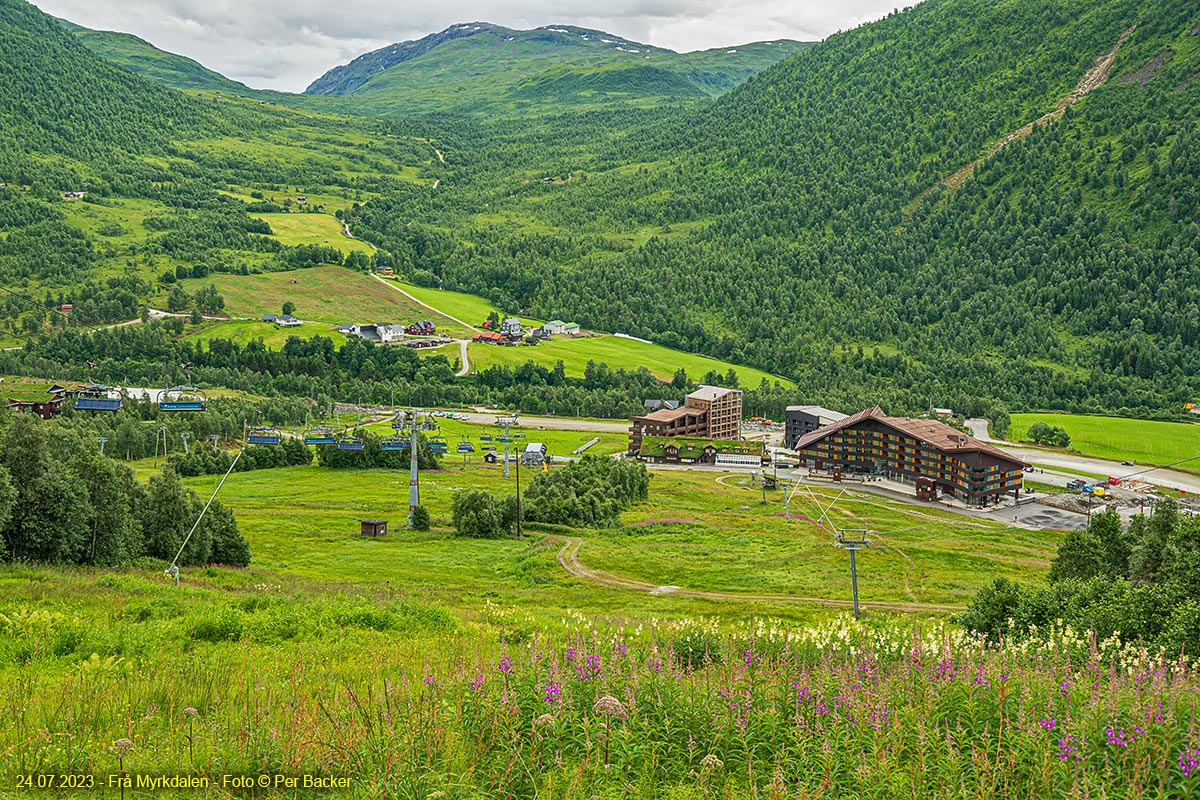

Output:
xmin=553 ymin=537 xmax=966 ymax=614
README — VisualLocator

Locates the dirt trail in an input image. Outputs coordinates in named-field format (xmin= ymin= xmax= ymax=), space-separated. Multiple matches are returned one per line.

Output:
xmin=554 ymin=537 xmax=966 ymax=613
xmin=908 ymin=26 xmax=1135 ymax=215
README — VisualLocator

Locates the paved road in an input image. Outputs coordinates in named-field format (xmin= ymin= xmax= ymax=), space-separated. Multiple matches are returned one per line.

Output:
xmin=965 ymin=418 xmax=1200 ymax=494
xmin=460 ymin=410 xmax=629 ymax=433
xmin=455 ymin=340 xmax=470 ymax=377
xmin=554 ymin=537 xmax=965 ymax=613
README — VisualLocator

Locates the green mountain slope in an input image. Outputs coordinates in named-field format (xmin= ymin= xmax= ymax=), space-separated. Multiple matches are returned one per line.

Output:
xmin=60 ymin=21 xmax=255 ymax=95
xmin=352 ymin=0 xmax=1200 ymax=416
xmin=305 ymin=23 xmax=809 ymax=113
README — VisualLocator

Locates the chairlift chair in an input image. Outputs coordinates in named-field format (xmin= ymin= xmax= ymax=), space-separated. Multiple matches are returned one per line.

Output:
xmin=303 ymin=426 xmax=337 ymax=445
xmin=248 ymin=426 xmax=282 ymax=445
xmin=337 ymin=435 xmax=364 ymax=452
xmin=74 ymin=383 xmax=122 ymax=411
xmin=456 ymin=441 xmax=476 ymax=453
xmin=479 ymin=433 xmax=493 ymax=442
xmin=428 ymin=435 xmax=449 ymax=454
xmin=381 ymin=435 xmax=409 ymax=451
xmin=159 ymin=386 xmax=206 ymax=412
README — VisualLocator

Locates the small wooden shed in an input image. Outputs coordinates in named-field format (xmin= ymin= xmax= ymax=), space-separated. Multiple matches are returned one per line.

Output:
xmin=360 ymin=519 xmax=388 ymax=537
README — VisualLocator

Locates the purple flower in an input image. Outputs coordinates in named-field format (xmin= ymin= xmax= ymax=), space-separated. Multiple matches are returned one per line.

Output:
xmin=743 ymin=649 xmax=760 ymax=668
xmin=1179 ymin=748 xmax=1200 ymax=779
xmin=469 ymin=674 xmax=484 ymax=692
xmin=543 ymin=681 xmax=562 ymax=705
xmin=497 ymin=657 xmax=513 ymax=675
xmin=791 ymin=682 xmax=811 ymax=701
xmin=565 ymin=647 xmax=577 ymax=663
xmin=1105 ymin=727 xmax=1130 ymax=748
xmin=586 ymin=654 xmax=602 ymax=672
xmin=816 ymin=701 xmax=830 ymax=716
xmin=973 ymin=667 xmax=990 ymax=688
xmin=936 ymin=658 xmax=956 ymax=682
xmin=1058 ymin=734 xmax=1081 ymax=762
xmin=423 ymin=673 xmax=436 ymax=688
xmin=1039 ymin=717 xmax=1056 ymax=732
xmin=867 ymin=708 xmax=890 ymax=730
xmin=1059 ymin=680 xmax=1072 ymax=697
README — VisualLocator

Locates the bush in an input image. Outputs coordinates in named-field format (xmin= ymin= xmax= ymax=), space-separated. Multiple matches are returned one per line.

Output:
xmin=452 ymin=490 xmax=506 ymax=539
xmin=411 ymin=505 xmax=431 ymax=531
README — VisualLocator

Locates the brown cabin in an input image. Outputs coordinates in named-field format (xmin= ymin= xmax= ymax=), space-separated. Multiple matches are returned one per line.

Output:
xmin=360 ymin=519 xmax=388 ymax=537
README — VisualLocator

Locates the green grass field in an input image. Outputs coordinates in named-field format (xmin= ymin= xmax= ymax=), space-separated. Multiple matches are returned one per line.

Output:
xmin=172 ymin=460 xmax=1054 ymax=614
xmin=1011 ymin=413 xmax=1200 ymax=465
xmin=178 ymin=266 xmax=469 ymax=333
xmin=359 ymin=414 xmax=629 ymax=459
xmin=181 ymin=318 xmax=348 ymax=349
xmin=394 ymin=281 xmax=539 ymax=328
xmin=467 ymin=335 xmax=796 ymax=387
xmin=253 ymin=212 xmax=374 ymax=255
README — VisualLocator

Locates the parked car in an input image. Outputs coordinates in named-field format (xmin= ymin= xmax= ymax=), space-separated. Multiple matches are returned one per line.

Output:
xmin=1121 ymin=460 xmax=1134 ymax=466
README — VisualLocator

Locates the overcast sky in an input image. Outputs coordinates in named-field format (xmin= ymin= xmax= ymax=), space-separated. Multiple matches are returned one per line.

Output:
xmin=30 ymin=0 xmax=902 ymax=93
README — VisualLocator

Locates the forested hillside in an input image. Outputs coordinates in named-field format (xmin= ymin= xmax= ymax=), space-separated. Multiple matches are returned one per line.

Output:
xmin=352 ymin=0 xmax=1200 ymax=417
xmin=305 ymin=23 xmax=808 ymax=114
xmin=59 ymin=19 xmax=255 ymax=95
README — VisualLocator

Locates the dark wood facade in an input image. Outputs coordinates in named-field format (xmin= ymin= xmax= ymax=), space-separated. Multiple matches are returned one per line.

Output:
xmin=794 ymin=406 xmax=1026 ymax=506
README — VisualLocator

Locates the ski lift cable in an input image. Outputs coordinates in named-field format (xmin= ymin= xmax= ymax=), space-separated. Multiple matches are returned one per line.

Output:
xmin=167 ymin=446 xmax=244 ymax=574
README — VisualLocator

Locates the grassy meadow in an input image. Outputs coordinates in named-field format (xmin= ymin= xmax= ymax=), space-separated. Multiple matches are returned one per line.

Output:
xmin=253 ymin=212 xmax=374 ymax=255
xmin=1011 ymin=413 xmax=1200 ymax=465
xmin=177 ymin=266 xmax=468 ymax=333
xmin=466 ymin=334 xmax=796 ymax=388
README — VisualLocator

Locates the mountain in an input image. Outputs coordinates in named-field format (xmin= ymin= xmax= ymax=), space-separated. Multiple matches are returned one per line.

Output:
xmin=0 ymin=0 xmax=215 ymax=166
xmin=59 ymin=20 xmax=255 ymax=95
xmin=305 ymin=23 xmax=809 ymax=113
xmin=351 ymin=0 xmax=1200 ymax=416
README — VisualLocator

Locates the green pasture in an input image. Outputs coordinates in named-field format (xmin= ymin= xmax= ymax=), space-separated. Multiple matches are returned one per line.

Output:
xmin=253 ymin=212 xmax=374 ymax=255
xmin=359 ymin=414 xmax=629 ymax=459
xmin=173 ymin=461 xmax=1055 ymax=614
xmin=58 ymin=196 xmax=168 ymax=249
xmin=394 ymin=281 xmax=540 ymax=328
xmin=466 ymin=334 xmax=796 ymax=387
xmin=1011 ymin=413 xmax=1200 ymax=466
xmin=0 ymin=374 xmax=78 ymax=402
xmin=181 ymin=318 xmax=347 ymax=349
xmin=177 ymin=265 xmax=468 ymax=333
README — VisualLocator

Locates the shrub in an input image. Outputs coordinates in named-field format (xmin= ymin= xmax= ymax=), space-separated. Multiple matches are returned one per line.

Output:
xmin=411 ymin=505 xmax=431 ymax=531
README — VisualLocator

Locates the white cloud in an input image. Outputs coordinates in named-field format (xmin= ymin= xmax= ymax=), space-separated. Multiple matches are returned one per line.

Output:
xmin=30 ymin=0 xmax=902 ymax=92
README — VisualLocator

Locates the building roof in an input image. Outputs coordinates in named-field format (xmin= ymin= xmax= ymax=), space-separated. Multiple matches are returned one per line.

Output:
xmin=787 ymin=405 xmax=848 ymax=421
xmin=688 ymin=385 xmax=738 ymax=402
xmin=639 ymin=436 xmax=763 ymax=459
xmin=636 ymin=406 xmax=700 ymax=424
xmin=793 ymin=406 xmax=1024 ymax=466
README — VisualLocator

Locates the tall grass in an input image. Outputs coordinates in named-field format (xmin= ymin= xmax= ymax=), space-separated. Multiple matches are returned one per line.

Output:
xmin=3 ymin=572 xmax=1198 ymax=798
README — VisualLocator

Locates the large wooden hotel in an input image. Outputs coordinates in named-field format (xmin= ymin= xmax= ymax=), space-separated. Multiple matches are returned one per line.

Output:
xmin=793 ymin=406 xmax=1026 ymax=506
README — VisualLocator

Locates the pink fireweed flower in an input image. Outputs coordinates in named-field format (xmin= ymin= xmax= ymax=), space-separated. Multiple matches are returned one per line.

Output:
xmin=469 ymin=674 xmax=484 ymax=692
xmin=973 ymin=667 xmax=990 ymax=688
xmin=423 ymin=673 xmax=436 ymax=688
xmin=1039 ymin=717 xmax=1056 ymax=732
xmin=867 ymin=708 xmax=891 ymax=730
xmin=1058 ymin=734 xmax=1081 ymax=762
xmin=498 ymin=656 xmax=513 ymax=675
xmin=1106 ymin=727 xmax=1132 ymax=748
xmin=543 ymin=680 xmax=562 ymax=705
xmin=1179 ymin=748 xmax=1200 ymax=779
xmin=936 ymin=659 xmax=956 ymax=682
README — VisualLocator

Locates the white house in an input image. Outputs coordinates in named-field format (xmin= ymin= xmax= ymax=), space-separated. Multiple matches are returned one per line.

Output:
xmin=276 ymin=315 xmax=302 ymax=328
xmin=499 ymin=318 xmax=524 ymax=338
xmin=376 ymin=324 xmax=407 ymax=343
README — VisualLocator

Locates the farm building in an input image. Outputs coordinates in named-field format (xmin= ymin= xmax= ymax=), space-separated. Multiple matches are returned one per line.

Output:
xmin=792 ymin=406 xmax=1026 ymax=506
xmin=276 ymin=315 xmax=302 ymax=327
xmin=784 ymin=405 xmax=848 ymax=448
xmin=261 ymin=314 xmax=277 ymax=323
xmin=375 ymin=267 xmax=395 ymax=276
xmin=338 ymin=323 xmax=359 ymax=335
xmin=376 ymin=324 xmax=407 ymax=343
xmin=472 ymin=331 xmax=508 ymax=345
xmin=629 ymin=385 xmax=742 ymax=452
xmin=638 ymin=436 xmax=764 ymax=466
xmin=499 ymin=318 xmax=524 ymax=338
xmin=543 ymin=320 xmax=581 ymax=336
xmin=407 ymin=320 xmax=436 ymax=335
